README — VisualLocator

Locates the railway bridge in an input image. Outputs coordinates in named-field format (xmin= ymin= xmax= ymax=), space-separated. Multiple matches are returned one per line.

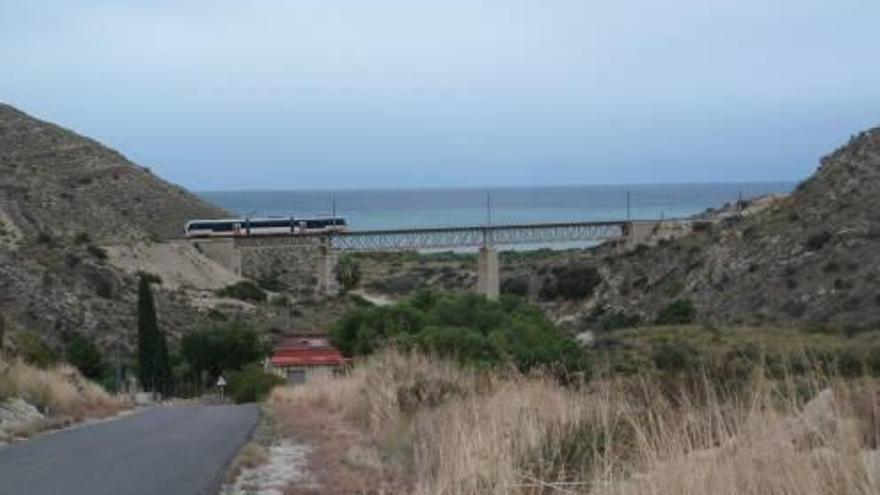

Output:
xmin=193 ymin=220 xmax=671 ymax=299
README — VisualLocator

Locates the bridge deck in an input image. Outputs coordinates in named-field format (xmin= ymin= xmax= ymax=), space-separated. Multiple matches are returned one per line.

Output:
xmin=231 ymin=219 xmax=657 ymax=251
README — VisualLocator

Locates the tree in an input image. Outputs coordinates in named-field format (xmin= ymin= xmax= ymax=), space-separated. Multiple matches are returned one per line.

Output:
xmin=66 ymin=334 xmax=105 ymax=380
xmin=227 ymin=364 xmax=285 ymax=403
xmin=216 ymin=281 xmax=266 ymax=302
xmin=180 ymin=320 xmax=266 ymax=387
xmin=334 ymin=256 xmax=362 ymax=293
xmin=137 ymin=276 xmax=171 ymax=393
xmin=330 ymin=291 xmax=592 ymax=379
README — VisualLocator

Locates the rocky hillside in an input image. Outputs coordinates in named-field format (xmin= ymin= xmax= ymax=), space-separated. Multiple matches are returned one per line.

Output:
xmin=0 ymin=104 xmax=226 ymax=243
xmin=576 ymin=127 xmax=880 ymax=330
xmin=349 ymin=128 xmax=880 ymax=331
xmin=265 ymin=126 xmax=880 ymax=333
xmin=0 ymin=104 xmax=230 ymax=351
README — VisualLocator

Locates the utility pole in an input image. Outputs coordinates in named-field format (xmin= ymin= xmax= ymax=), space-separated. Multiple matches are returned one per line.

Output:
xmin=115 ymin=339 xmax=121 ymax=393
xmin=486 ymin=193 xmax=493 ymax=226
xmin=626 ymin=191 xmax=631 ymax=222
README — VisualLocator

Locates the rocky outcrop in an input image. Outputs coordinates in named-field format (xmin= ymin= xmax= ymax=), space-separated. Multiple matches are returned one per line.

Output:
xmin=0 ymin=398 xmax=45 ymax=441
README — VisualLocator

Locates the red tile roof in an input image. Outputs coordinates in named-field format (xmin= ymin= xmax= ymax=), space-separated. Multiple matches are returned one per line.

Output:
xmin=269 ymin=336 xmax=348 ymax=367
xmin=276 ymin=335 xmax=332 ymax=350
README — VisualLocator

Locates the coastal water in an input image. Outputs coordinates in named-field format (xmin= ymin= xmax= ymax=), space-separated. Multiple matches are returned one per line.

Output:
xmin=199 ymin=182 xmax=793 ymax=231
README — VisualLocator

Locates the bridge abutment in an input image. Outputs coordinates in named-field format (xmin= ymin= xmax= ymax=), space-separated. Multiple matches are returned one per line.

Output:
xmin=477 ymin=246 xmax=500 ymax=300
xmin=193 ymin=238 xmax=242 ymax=276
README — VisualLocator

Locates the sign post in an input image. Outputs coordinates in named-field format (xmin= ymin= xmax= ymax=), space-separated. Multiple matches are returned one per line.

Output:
xmin=216 ymin=376 xmax=226 ymax=401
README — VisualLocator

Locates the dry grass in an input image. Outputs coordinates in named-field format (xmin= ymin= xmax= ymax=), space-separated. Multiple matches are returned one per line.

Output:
xmin=271 ymin=351 xmax=880 ymax=495
xmin=0 ymin=355 xmax=123 ymax=424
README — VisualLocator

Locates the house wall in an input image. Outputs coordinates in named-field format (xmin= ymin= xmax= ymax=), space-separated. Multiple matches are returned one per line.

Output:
xmin=270 ymin=364 xmax=340 ymax=384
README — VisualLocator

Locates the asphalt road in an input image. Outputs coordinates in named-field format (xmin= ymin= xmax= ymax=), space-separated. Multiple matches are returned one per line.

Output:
xmin=0 ymin=404 xmax=259 ymax=495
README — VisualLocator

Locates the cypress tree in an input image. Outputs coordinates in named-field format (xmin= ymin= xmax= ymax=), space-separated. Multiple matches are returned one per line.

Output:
xmin=154 ymin=326 xmax=172 ymax=395
xmin=137 ymin=276 xmax=157 ymax=390
xmin=137 ymin=275 xmax=171 ymax=393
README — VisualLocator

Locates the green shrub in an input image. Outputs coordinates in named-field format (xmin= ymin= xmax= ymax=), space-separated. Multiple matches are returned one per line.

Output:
xmin=257 ymin=275 xmax=287 ymax=292
xmin=790 ymin=347 xmax=836 ymax=375
xmin=348 ymin=294 xmax=374 ymax=307
xmin=270 ymin=294 xmax=290 ymax=307
xmin=597 ymin=311 xmax=642 ymax=332
xmin=652 ymin=341 xmax=700 ymax=372
xmin=655 ymin=299 xmax=697 ymax=325
xmin=692 ymin=221 xmax=712 ymax=233
xmin=625 ymin=243 xmax=651 ymax=258
xmin=539 ymin=264 xmax=602 ymax=300
xmin=86 ymin=244 xmax=108 ymax=261
xmin=805 ymin=231 xmax=832 ymax=251
xmin=207 ymin=309 xmax=228 ymax=321
xmin=73 ymin=232 xmax=92 ymax=245
xmin=14 ymin=332 xmax=57 ymax=368
xmin=722 ymin=343 xmax=761 ymax=380
xmin=836 ymin=348 xmax=865 ymax=378
xmin=35 ymin=231 xmax=55 ymax=246
xmin=216 ymin=281 xmax=267 ymax=303
xmin=867 ymin=346 xmax=880 ymax=376
xmin=414 ymin=326 xmax=499 ymax=364
xmin=90 ymin=270 xmax=116 ymax=299
xmin=335 ymin=256 xmax=362 ymax=293
xmin=783 ymin=300 xmax=807 ymax=318
xmin=227 ymin=365 xmax=286 ymax=403
xmin=331 ymin=292 xmax=591 ymax=378
xmin=823 ymin=261 xmax=841 ymax=273
xmin=66 ymin=334 xmax=105 ymax=380
xmin=136 ymin=270 xmax=162 ymax=285
xmin=501 ymin=276 xmax=529 ymax=297
xmin=65 ymin=253 xmax=82 ymax=268
xmin=520 ymin=421 xmax=632 ymax=487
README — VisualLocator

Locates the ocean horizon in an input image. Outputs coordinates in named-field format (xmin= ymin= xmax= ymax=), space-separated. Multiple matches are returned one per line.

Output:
xmin=199 ymin=181 xmax=795 ymax=231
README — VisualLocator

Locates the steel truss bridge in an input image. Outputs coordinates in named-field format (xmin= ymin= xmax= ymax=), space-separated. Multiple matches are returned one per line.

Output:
xmin=233 ymin=220 xmax=633 ymax=251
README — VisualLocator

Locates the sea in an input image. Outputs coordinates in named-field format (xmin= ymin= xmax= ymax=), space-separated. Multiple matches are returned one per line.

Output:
xmin=199 ymin=182 xmax=794 ymax=231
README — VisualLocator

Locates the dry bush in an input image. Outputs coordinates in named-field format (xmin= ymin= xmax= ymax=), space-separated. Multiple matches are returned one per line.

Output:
xmin=271 ymin=351 xmax=880 ymax=495
xmin=0 ymin=355 xmax=122 ymax=421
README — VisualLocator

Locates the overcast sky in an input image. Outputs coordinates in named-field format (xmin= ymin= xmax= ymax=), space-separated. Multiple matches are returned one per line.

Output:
xmin=2 ymin=0 xmax=878 ymax=190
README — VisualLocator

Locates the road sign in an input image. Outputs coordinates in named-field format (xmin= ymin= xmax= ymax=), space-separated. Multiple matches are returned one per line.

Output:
xmin=216 ymin=376 xmax=226 ymax=400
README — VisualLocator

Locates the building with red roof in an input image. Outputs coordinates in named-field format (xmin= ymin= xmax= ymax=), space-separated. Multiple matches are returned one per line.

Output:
xmin=267 ymin=334 xmax=349 ymax=384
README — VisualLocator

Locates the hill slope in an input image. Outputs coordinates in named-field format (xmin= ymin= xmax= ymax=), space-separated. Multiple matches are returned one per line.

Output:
xmin=0 ymin=104 xmax=229 ymax=350
xmin=0 ymin=104 xmax=227 ymax=243
xmin=582 ymin=127 xmax=880 ymax=329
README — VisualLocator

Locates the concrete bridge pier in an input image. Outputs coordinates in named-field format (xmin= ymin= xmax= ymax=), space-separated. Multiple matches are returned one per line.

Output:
xmin=317 ymin=242 xmax=339 ymax=296
xmin=624 ymin=221 xmax=659 ymax=248
xmin=477 ymin=246 xmax=500 ymax=300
